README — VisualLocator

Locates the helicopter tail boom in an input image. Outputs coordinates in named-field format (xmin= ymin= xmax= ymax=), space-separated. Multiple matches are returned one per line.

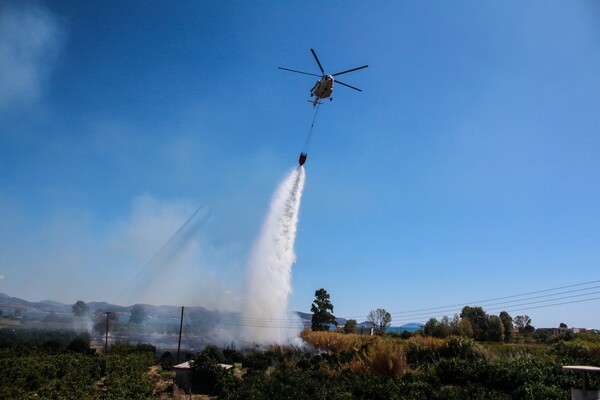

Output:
xmin=308 ymin=99 xmax=323 ymax=108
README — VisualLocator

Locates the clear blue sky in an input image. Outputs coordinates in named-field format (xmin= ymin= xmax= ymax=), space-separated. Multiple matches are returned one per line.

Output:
xmin=1 ymin=0 xmax=599 ymax=328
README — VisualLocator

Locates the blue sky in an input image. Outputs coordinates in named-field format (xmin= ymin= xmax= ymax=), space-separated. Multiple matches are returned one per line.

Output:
xmin=1 ymin=1 xmax=600 ymax=328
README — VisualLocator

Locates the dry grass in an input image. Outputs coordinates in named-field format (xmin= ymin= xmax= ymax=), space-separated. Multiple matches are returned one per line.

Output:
xmin=301 ymin=331 xmax=409 ymax=378
xmin=405 ymin=335 xmax=446 ymax=349
xmin=363 ymin=339 xmax=409 ymax=378
xmin=301 ymin=330 xmax=377 ymax=352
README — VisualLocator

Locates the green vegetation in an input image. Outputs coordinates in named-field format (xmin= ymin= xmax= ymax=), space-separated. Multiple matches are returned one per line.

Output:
xmin=0 ymin=330 xmax=157 ymax=400
xmin=209 ymin=331 xmax=599 ymax=400
xmin=72 ymin=300 xmax=90 ymax=317
xmin=167 ymin=330 xmax=599 ymax=399
xmin=343 ymin=318 xmax=358 ymax=334
xmin=1 ymin=311 xmax=599 ymax=399
xmin=129 ymin=304 xmax=148 ymax=324
xmin=310 ymin=288 xmax=336 ymax=331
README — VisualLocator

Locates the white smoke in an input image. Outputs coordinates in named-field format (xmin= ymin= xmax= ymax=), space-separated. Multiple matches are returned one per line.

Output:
xmin=241 ymin=167 xmax=306 ymax=345
xmin=0 ymin=0 xmax=64 ymax=113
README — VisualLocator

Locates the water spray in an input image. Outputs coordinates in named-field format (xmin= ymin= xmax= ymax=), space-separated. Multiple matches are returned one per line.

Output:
xmin=241 ymin=167 xmax=306 ymax=345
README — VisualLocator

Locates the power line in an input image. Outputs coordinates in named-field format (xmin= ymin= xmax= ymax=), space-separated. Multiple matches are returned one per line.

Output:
xmin=347 ymin=278 xmax=600 ymax=320
xmin=111 ymin=278 xmax=600 ymax=331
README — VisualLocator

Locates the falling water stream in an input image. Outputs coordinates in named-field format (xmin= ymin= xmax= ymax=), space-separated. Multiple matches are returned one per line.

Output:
xmin=241 ymin=167 xmax=306 ymax=345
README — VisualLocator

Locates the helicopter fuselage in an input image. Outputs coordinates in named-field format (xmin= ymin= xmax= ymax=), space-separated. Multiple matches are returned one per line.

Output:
xmin=311 ymin=75 xmax=334 ymax=100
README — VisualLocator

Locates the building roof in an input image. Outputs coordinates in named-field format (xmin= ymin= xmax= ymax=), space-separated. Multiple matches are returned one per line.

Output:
xmin=174 ymin=361 xmax=233 ymax=370
xmin=563 ymin=366 xmax=600 ymax=373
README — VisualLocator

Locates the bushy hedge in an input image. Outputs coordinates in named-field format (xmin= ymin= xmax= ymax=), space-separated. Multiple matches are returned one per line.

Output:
xmin=188 ymin=332 xmax=600 ymax=399
xmin=3 ymin=328 xmax=599 ymax=399
xmin=0 ymin=330 xmax=158 ymax=400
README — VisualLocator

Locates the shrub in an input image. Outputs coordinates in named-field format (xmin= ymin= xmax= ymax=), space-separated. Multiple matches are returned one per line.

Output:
xmin=159 ymin=351 xmax=174 ymax=370
xmin=551 ymin=339 xmax=600 ymax=365
xmin=301 ymin=330 xmax=376 ymax=353
xmin=405 ymin=336 xmax=445 ymax=366
xmin=201 ymin=345 xmax=225 ymax=363
xmin=106 ymin=342 xmax=156 ymax=355
xmin=440 ymin=336 xmax=479 ymax=359
xmin=223 ymin=347 xmax=244 ymax=364
xmin=363 ymin=339 xmax=408 ymax=378
xmin=242 ymin=351 xmax=273 ymax=371
xmin=190 ymin=352 xmax=229 ymax=395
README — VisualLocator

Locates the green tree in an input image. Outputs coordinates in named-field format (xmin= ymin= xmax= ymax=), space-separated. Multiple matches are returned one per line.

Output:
xmin=160 ymin=351 xmax=175 ymax=370
xmin=436 ymin=315 xmax=453 ymax=338
xmin=72 ymin=300 xmax=90 ymax=317
xmin=310 ymin=288 xmax=336 ymax=331
xmin=93 ymin=311 xmax=117 ymax=335
xmin=488 ymin=315 xmax=505 ymax=342
xmin=460 ymin=306 xmax=489 ymax=341
xmin=190 ymin=347 xmax=232 ymax=395
xmin=499 ymin=311 xmax=513 ymax=342
xmin=129 ymin=304 xmax=148 ymax=324
xmin=514 ymin=315 xmax=532 ymax=333
xmin=343 ymin=319 xmax=358 ymax=334
xmin=423 ymin=318 xmax=438 ymax=337
xmin=559 ymin=322 xmax=568 ymax=329
xmin=367 ymin=308 xmax=392 ymax=334
xmin=449 ymin=314 xmax=462 ymax=336
xmin=458 ymin=317 xmax=474 ymax=338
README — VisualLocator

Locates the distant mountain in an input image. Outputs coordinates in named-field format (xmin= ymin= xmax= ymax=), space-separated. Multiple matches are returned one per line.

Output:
xmin=0 ymin=293 xmax=212 ymax=319
xmin=87 ymin=301 xmax=129 ymax=314
xmin=0 ymin=294 xmax=385 ymax=328
xmin=0 ymin=293 xmax=36 ymax=310
xmin=37 ymin=299 xmax=68 ymax=307
xmin=400 ymin=323 xmax=424 ymax=329
xmin=357 ymin=321 xmax=425 ymax=331
xmin=294 ymin=311 xmax=346 ymax=326
xmin=295 ymin=311 xmax=311 ymax=322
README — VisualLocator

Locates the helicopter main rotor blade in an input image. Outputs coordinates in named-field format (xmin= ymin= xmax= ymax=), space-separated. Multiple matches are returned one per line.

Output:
xmin=278 ymin=67 xmax=323 ymax=77
xmin=335 ymin=80 xmax=362 ymax=92
xmin=310 ymin=49 xmax=325 ymax=75
xmin=332 ymin=65 xmax=369 ymax=77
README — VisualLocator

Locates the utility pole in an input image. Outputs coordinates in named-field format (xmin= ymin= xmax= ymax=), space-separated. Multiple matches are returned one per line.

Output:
xmin=104 ymin=311 xmax=110 ymax=352
xmin=176 ymin=306 xmax=184 ymax=364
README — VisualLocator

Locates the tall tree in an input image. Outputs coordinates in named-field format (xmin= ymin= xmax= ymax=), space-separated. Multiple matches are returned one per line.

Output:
xmin=93 ymin=311 xmax=117 ymax=334
xmin=458 ymin=317 xmax=474 ymax=338
xmin=367 ymin=308 xmax=392 ymax=334
xmin=499 ymin=311 xmax=513 ymax=342
xmin=72 ymin=300 xmax=90 ymax=317
xmin=129 ymin=304 xmax=148 ymax=324
xmin=514 ymin=315 xmax=533 ymax=333
xmin=343 ymin=319 xmax=358 ymax=334
xmin=460 ymin=306 xmax=489 ymax=341
xmin=488 ymin=315 xmax=505 ymax=342
xmin=423 ymin=318 xmax=438 ymax=337
xmin=310 ymin=288 xmax=336 ymax=331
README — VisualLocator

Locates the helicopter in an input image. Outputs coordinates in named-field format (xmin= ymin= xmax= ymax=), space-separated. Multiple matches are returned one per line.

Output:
xmin=279 ymin=49 xmax=368 ymax=108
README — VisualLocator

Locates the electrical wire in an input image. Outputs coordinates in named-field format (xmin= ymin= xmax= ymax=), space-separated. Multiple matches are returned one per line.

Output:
xmin=111 ymin=278 xmax=600 ymax=331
